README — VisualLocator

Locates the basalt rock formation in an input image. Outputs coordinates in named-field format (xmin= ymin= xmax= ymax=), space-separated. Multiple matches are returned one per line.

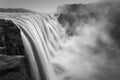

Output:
xmin=0 ymin=19 xmax=25 ymax=55
xmin=0 ymin=19 xmax=28 ymax=80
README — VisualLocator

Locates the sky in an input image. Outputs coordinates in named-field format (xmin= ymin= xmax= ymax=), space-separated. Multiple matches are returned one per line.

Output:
xmin=0 ymin=0 xmax=100 ymax=13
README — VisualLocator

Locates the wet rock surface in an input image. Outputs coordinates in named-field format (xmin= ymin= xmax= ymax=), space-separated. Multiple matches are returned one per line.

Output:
xmin=0 ymin=19 xmax=25 ymax=55
xmin=0 ymin=19 xmax=28 ymax=80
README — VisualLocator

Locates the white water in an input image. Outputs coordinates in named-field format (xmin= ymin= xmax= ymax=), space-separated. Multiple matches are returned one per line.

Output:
xmin=15 ymin=14 xmax=63 ymax=80
xmin=1 ymin=13 xmax=64 ymax=80
xmin=0 ymin=14 xmax=109 ymax=80
xmin=1 ymin=12 xmax=120 ymax=80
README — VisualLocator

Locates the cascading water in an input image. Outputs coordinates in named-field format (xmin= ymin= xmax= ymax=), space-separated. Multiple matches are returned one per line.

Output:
xmin=0 ymin=13 xmax=64 ymax=80
xmin=1 ymin=1 xmax=120 ymax=80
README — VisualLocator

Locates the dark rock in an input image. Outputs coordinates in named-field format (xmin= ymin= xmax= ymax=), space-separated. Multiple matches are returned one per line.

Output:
xmin=0 ymin=54 xmax=27 ymax=80
xmin=0 ymin=19 xmax=25 ymax=55
xmin=0 ymin=19 xmax=28 ymax=80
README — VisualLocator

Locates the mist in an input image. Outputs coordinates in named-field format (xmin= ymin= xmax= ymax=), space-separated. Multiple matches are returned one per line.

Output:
xmin=52 ymin=1 xmax=120 ymax=80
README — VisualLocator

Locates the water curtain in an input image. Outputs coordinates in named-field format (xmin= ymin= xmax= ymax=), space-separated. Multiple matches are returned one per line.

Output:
xmin=2 ymin=13 xmax=63 ymax=80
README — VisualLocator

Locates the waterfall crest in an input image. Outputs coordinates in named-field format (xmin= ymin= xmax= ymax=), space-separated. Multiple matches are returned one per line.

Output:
xmin=0 ymin=13 xmax=64 ymax=80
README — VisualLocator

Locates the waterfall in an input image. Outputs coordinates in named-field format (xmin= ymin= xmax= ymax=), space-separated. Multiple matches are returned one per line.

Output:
xmin=1 ymin=4 xmax=120 ymax=80
xmin=0 ymin=13 xmax=64 ymax=80
xmin=0 ymin=13 xmax=112 ymax=80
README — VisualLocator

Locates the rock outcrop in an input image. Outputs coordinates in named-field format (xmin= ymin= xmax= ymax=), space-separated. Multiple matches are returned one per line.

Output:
xmin=0 ymin=19 xmax=25 ymax=55
xmin=0 ymin=19 xmax=28 ymax=80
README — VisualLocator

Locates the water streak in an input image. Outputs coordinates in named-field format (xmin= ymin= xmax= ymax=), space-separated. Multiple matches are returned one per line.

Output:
xmin=1 ymin=13 xmax=64 ymax=80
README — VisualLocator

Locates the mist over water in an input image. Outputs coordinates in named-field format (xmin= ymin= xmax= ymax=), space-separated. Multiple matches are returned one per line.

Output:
xmin=54 ymin=0 xmax=120 ymax=80
xmin=1 ymin=0 xmax=120 ymax=80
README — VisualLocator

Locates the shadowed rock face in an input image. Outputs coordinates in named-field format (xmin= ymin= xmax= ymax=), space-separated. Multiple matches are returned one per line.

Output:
xmin=0 ymin=19 xmax=25 ymax=55
xmin=0 ymin=19 xmax=28 ymax=80
xmin=55 ymin=1 xmax=120 ymax=80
